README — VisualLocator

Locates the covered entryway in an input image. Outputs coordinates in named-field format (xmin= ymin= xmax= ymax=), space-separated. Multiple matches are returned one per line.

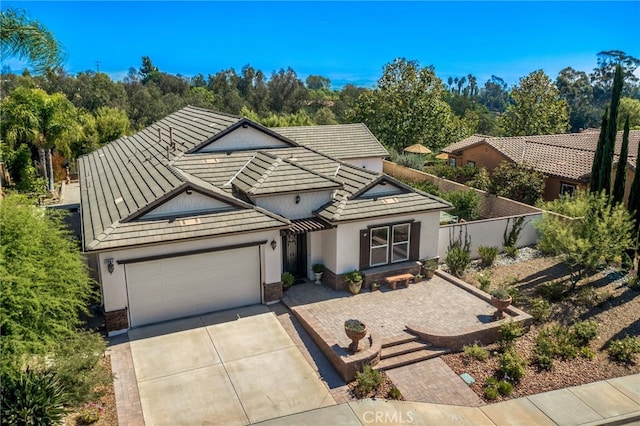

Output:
xmin=125 ymin=246 xmax=261 ymax=327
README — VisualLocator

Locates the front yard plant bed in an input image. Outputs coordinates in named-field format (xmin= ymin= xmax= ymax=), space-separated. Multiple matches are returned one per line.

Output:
xmin=442 ymin=252 xmax=640 ymax=403
xmin=348 ymin=366 xmax=404 ymax=401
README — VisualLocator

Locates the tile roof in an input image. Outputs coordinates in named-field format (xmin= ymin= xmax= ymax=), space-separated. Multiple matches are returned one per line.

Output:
xmin=273 ymin=123 xmax=389 ymax=159
xmin=442 ymin=131 xmax=640 ymax=181
xmin=230 ymin=151 xmax=342 ymax=196
xmin=79 ymin=106 xmax=449 ymax=251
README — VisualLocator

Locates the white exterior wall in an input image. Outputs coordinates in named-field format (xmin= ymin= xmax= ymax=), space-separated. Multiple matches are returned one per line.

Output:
xmin=331 ymin=211 xmax=440 ymax=275
xmin=321 ymin=227 xmax=339 ymax=273
xmin=253 ymin=190 xmax=333 ymax=220
xmin=307 ymin=230 xmax=325 ymax=280
xmin=197 ymin=127 xmax=289 ymax=152
xmin=437 ymin=213 xmax=541 ymax=260
xmin=341 ymin=157 xmax=384 ymax=173
xmin=141 ymin=192 xmax=232 ymax=219
xmin=97 ymin=229 xmax=282 ymax=313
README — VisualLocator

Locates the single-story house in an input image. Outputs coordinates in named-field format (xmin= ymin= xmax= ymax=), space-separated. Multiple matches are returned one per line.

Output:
xmin=441 ymin=131 xmax=639 ymax=202
xmin=79 ymin=106 xmax=451 ymax=335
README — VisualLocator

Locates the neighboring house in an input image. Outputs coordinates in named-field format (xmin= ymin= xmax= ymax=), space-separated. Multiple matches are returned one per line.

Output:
xmin=79 ymin=106 xmax=450 ymax=335
xmin=442 ymin=131 xmax=639 ymax=202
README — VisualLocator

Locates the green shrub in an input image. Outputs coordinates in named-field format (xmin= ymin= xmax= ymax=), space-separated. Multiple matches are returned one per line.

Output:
xmin=497 ymin=380 xmax=513 ymax=396
xmin=483 ymin=377 xmax=499 ymax=400
xmin=387 ymin=386 xmax=403 ymax=400
xmin=1 ymin=368 xmax=68 ymax=426
xmin=572 ymin=320 xmax=599 ymax=346
xmin=51 ymin=331 xmax=112 ymax=406
xmin=478 ymin=245 xmax=499 ymax=267
xmin=553 ymin=326 xmax=579 ymax=359
xmin=281 ymin=272 xmax=294 ymax=288
xmin=477 ymin=272 xmax=492 ymax=292
xmin=355 ymin=365 xmax=383 ymax=394
xmin=506 ymin=286 xmax=523 ymax=306
xmin=535 ymin=353 xmax=555 ymax=371
xmin=467 ymin=167 xmax=491 ymax=191
xmin=498 ymin=350 xmax=527 ymax=383
xmin=608 ymin=336 xmax=640 ymax=363
xmin=463 ymin=343 xmax=489 ymax=361
xmin=537 ymin=280 xmax=565 ymax=302
xmin=445 ymin=246 xmax=471 ymax=277
xmin=444 ymin=190 xmax=480 ymax=221
xmin=503 ymin=245 xmax=518 ymax=258
xmin=528 ymin=297 xmax=551 ymax=323
xmin=77 ymin=402 xmax=104 ymax=424
xmin=575 ymin=286 xmax=601 ymax=308
xmin=580 ymin=347 xmax=596 ymax=360
xmin=498 ymin=321 xmax=524 ymax=348
xmin=534 ymin=330 xmax=557 ymax=370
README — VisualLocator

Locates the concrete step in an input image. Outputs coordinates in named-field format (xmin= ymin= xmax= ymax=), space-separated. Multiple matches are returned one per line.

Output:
xmin=380 ymin=340 xmax=432 ymax=359
xmin=375 ymin=347 xmax=450 ymax=371
xmin=381 ymin=332 xmax=419 ymax=348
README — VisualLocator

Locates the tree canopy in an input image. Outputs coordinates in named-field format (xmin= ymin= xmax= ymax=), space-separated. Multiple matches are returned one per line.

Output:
xmin=501 ymin=70 xmax=569 ymax=136
xmin=350 ymin=58 xmax=472 ymax=151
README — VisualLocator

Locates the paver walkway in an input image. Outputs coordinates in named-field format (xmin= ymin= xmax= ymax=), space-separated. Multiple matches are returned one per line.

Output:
xmin=385 ymin=358 xmax=485 ymax=407
xmin=284 ymin=278 xmax=501 ymax=348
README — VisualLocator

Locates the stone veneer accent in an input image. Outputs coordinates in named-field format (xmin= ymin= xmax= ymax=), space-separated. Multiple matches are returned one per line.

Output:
xmin=263 ymin=281 xmax=283 ymax=303
xmin=323 ymin=261 xmax=422 ymax=291
xmin=104 ymin=308 xmax=128 ymax=333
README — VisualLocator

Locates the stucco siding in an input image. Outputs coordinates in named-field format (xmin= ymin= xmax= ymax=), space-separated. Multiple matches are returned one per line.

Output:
xmin=307 ymin=231 xmax=325 ymax=280
xmin=253 ymin=190 xmax=333 ymax=220
xmin=341 ymin=157 xmax=383 ymax=173
xmin=451 ymin=144 xmax=510 ymax=171
xmin=97 ymin=229 xmax=282 ymax=313
xmin=197 ymin=126 xmax=290 ymax=152
xmin=141 ymin=191 xmax=233 ymax=219
xmin=543 ymin=177 xmax=585 ymax=201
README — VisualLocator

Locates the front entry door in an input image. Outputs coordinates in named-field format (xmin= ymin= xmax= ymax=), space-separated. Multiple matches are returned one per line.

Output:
xmin=283 ymin=233 xmax=307 ymax=280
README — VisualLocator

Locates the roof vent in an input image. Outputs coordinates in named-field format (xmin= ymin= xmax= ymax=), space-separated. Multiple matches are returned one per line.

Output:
xmin=114 ymin=197 xmax=124 ymax=204
xmin=381 ymin=197 xmax=398 ymax=204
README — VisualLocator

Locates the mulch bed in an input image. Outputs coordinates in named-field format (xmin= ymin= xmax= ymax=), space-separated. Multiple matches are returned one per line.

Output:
xmin=441 ymin=251 xmax=640 ymax=403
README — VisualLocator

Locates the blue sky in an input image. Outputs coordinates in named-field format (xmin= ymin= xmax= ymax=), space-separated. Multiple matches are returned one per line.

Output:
xmin=2 ymin=1 xmax=639 ymax=88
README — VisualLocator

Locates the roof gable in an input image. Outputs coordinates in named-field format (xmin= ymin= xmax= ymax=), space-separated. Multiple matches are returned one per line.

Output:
xmin=191 ymin=119 xmax=298 ymax=153
xmin=139 ymin=188 xmax=239 ymax=220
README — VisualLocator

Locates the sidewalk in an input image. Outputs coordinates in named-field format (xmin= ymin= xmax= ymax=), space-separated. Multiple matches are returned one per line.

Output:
xmin=256 ymin=374 xmax=640 ymax=425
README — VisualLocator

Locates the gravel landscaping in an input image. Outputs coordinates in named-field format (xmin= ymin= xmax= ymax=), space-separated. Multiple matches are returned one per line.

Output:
xmin=442 ymin=248 xmax=640 ymax=403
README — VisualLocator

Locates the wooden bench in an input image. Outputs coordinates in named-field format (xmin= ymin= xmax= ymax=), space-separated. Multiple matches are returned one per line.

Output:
xmin=384 ymin=273 xmax=414 ymax=290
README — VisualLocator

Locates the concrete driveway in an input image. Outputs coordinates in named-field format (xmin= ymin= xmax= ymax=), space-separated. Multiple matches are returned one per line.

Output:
xmin=128 ymin=305 xmax=335 ymax=425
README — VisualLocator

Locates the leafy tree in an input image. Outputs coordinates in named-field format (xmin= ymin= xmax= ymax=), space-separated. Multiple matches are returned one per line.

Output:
xmin=95 ymin=106 xmax=130 ymax=145
xmin=478 ymin=75 xmax=509 ymax=113
xmin=2 ymin=143 xmax=47 ymax=194
xmin=536 ymin=191 xmax=634 ymax=287
xmin=267 ymin=67 xmax=308 ymax=114
xmin=0 ymin=195 xmax=96 ymax=373
xmin=444 ymin=189 xmax=480 ymax=221
xmin=599 ymin=65 xmax=623 ymax=194
xmin=589 ymin=109 xmax=608 ymax=193
xmin=618 ymin=98 xmax=640 ymax=129
xmin=612 ymin=117 xmax=630 ymax=205
xmin=314 ymin=107 xmax=338 ymax=125
xmin=306 ymin=75 xmax=331 ymax=90
xmin=351 ymin=58 xmax=471 ymax=151
xmin=138 ymin=55 xmax=159 ymax=81
xmin=556 ymin=67 xmax=598 ymax=132
xmin=590 ymin=50 xmax=640 ymax=103
xmin=60 ymin=71 xmax=129 ymax=113
xmin=207 ymin=68 xmax=244 ymax=114
xmin=490 ymin=162 xmax=546 ymax=205
xmin=0 ymin=8 xmax=63 ymax=73
xmin=1 ymin=87 xmax=81 ymax=190
xmin=501 ymin=70 xmax=569 ymax=136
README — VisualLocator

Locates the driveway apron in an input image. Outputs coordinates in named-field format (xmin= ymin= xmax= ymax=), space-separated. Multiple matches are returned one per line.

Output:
xmin=128 ymin=306 xmax=335 ymax=425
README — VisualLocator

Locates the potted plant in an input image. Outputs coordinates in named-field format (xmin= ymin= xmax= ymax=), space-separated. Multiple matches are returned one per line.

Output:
xmin=371 ymin=282 xmax=380 ymax=292
xmin=344 ymin=270 xmax=363 ymax=295
xmin=344 ymin=319 xmax=367 ymax=353
xmin=490 ymin=286 xmax=512 ymax=319
xmin=312 ymin=263 xmax=325 ymax=285
xmin=281 ymin=272 xmax=294 ymax=291
xmin=421 ymin=257 xmax=439 ymax=279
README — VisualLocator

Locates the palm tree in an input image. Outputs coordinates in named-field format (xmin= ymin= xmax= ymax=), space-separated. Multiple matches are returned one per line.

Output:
xmin=1 ymin=87 xmax=80 ymax=190
xmin=0 ymin=8 xmax=64 ymax=73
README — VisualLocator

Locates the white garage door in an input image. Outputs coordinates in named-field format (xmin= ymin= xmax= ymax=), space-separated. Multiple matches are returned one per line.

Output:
xmin=126 ymin=246 xmax=261 ymax=327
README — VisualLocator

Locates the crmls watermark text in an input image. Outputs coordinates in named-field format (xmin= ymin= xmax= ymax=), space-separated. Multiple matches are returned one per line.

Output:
xmin=362 ymin=410 xmax=415 ymax=424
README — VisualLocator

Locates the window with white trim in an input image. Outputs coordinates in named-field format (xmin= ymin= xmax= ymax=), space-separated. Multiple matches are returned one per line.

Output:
xmin=392 ymin=224 xmax=410 ymax=262
xmin=369 ymin=223 xmax=410 ymax=267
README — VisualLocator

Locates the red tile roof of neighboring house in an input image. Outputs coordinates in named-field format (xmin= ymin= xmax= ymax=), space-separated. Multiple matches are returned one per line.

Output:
xmin=442 ymin=131 xmax=640 ymax=182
